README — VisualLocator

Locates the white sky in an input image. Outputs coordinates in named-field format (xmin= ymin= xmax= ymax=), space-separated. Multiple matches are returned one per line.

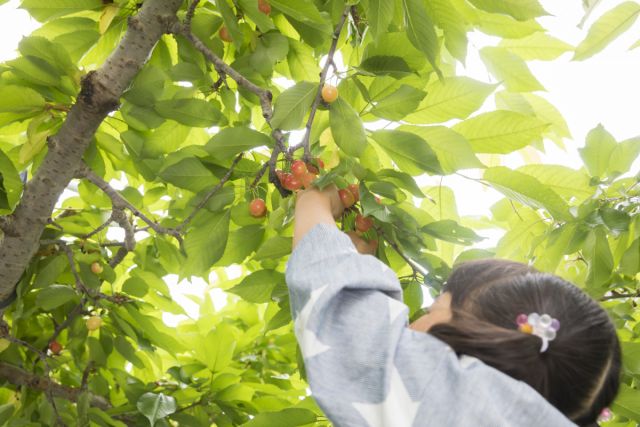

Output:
xmin=0 ymin=0 xmax=638 ymax=318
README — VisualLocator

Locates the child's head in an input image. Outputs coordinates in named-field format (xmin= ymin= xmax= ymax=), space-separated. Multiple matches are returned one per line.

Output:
xmin=426 ymin=259 xmax=621 ymax=426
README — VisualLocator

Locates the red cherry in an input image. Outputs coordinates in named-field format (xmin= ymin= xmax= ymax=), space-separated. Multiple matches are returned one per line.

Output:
xmin=249 ymin=198 xmax=267 ymax=217
xmin=338 ymin=189 xmax=356 ymax=208
xmin=347 ymin=184 xmax=360 ymax=203
xmin=258 ymin=0 xmax=271 ymax=14
xmin=49 ymin=341 xmax=62 ymax=355
xmin=301 ymin=172 xmax=317 ymax=189
xmin=275 ymin=169 xmax=285 ymax=185
xmin=355 ymin=214 xmax=374 ymax=232
xmin=284 ymin=175 xmax=302 ymax=191
xmin=291 ymin=160 xmax=307 ymax=179
xmin=322 ymin=85 xmax=339 ymax=103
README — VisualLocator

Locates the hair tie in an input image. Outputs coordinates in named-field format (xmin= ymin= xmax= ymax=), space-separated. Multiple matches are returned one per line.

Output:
xmin=598 ymin=407 xmax=612 ymax=422
xmin=516 ymin=313 xmax=560 ymax=353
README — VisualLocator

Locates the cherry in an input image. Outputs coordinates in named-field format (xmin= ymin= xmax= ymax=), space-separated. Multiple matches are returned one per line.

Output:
xmin=291 ymin=160 xmax=307 ymax=179
xmin=284 ymin=175 xmax=302 ymax=191
xmin=90 ymin=262 xmax=103 ymax=275
xmin=322 ymin=85 xmax=338 ymax=103
xmin=301 ymin=172 xmax=317 ymax=189
xmin=338 ymin=189 xmax=356 ymax=208
xmin=258 ymin=0 xmax=271 ymax=14
xmin=355 ymin=214 xmax=374 ymax=232
xmin=249 ymin=198 xmax=267 ymax=217
xmin=276 ymin=169 xmax=286 ymax=186
xmin=347 ymin=183 xmax=360 ymax=202
xmin=219 ymin=26 xmax=232 ymax=43
xmin=86 ymin=316 xmax=102 ymax=331
xmin=49 ymin=341 xmax=62 ymax=355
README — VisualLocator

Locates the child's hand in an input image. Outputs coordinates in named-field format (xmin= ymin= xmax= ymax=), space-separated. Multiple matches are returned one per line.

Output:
xmin=293 ymin=185 xmax=343 ymax=247
xmin=296 ymin=185 xmax=344 ymax=219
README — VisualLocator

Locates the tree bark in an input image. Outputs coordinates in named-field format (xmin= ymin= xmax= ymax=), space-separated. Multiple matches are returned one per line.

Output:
xmin=0 ymin=0 xmax=185 ymax=302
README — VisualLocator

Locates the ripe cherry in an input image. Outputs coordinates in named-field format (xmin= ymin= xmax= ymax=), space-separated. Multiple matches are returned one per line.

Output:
xmin=301 ymin=172 xmax=317 ymax=189
xmin=90 ymin=262 xmax=103 ymax=275
xmin=321 ymin=85 xmax=338 ymax=103
xmin=258 ymin=0 xmax=271 ymax=15
xmin=347 ymin=184 xmax=360 ymax=202
xmin=291 ymin=160 xmax=307 ymax=179
xmin=284 ymin=175 xmax=302 ymax=191
xmin=86 ymin=316 xmax=102 ymax=331
xmin=275 ymin=169 xmax=286 ymax=186
xmin=355 ymin=214 xmax=374 ymax=232
xmin=49 ymin=341 xmax=62 ymax=355
xmin=249 ymin=198 xmax=267 ymax=217
xmin=219 ymin=26 xmax=232 ymax=43
xmin=338 ymin=189 xmax=356 ymax=208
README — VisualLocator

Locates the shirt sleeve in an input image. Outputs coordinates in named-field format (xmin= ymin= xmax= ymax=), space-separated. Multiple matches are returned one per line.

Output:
xmin=285 ymin=224 xmax=577 ymax=427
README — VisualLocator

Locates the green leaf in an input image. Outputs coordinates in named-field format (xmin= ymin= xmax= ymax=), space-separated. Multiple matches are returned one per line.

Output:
xmin=480 ymin=47 xmax=545 ymax=92
xmin=227 ymin=270 xmax=285 ymax=303
xmin=599 ymin=207 xmax=630 ymax=233
xmin=205 ymin=127 xmax=272 ymax=160
xmin=516 ymin=164 xmax=593 ymax=205
xmin=154 ymin=99 xmax=221 ymax=127
xmin=254 ymin=236 xmax=292 ymax=260
xmin=271 ymin=82 xmax=317 ymax=130
xmin=114 ymin=336 xmax=145 ymax=369
xmin=183 ymin=211 xmax=230 ymax=276
xmin=287 ymin=40 xmax=320 ymax=81
xmin=242 ymin=408 xmax=317 ymax=427
xmin=237 ymin=0 xmax=275 ymax=32
xmin=400 ymin=125 xmax=483 ymax=173
xmin=453 ymin=110 xmax=549 ymax=154
xmin=159 ymin=157 xmax=217 ymax=193
xmin=270 ymin=0 xmax=331 ymax=33
xmin=367 ymin=0 xmax=395 ymax=40
xmin=136 ymin=393 xmax=177 ymax=427
xmin=371 ymin=85 xmax=426 ymax=121
xmin=584 ymin=227 xmax=613 ymax=293
xmin=422 ymin=220 xmax=484 ymax=245
xmin=402 ymin=0 xmax=441 ymax=76
xmin=495 ymin=92 xmax=571 ymax=140
xmin=612 ymin=385 xmax=640 ymax=420
xmin=0 ymin=149 xmax=23 ymax=212
xmin=425 ymin=0 xmax=468 ymax=62
xmin=374 ymin=169 xmax=425 ymax=197
xmin=20 ymin=0 xmax=103 ymax=21
xmin=405 ymin=77 xmax=496 ymax=124
xmin=35 ymin=285 xmax=78 ymax=311
xmin=467 ymin=0 xmax=547 ymax=21
xmin=579 ymin=124 xmax=617 ymax=178
xmin=609 ymin=137 xmax=640 ymax=176
xmin=499 ymin=32 xmax=573 ymax=60
xmin=484 ymin=166 xmax=571 ymax=220
xmin=620 ymin=238 xmax=640 ymax=276
xmin=372 ymin=130 xmax=442 ymax=176
xmin=473 ymin=10 xmax=543 ymax=39
xmin=330 ymin=98 xmax=367 ymax=157
xmin=574 ymin=2 xmax=640 ymax=61
xmin=0 ymin=85 xmax=46 ymax=114
xmin=217 ymin=0 xmax=243 ymax=48
xmin=359 ymin=56 xmax=413 ymax=77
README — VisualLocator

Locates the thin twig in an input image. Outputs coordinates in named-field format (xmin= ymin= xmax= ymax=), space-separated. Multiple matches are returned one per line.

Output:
xmin=176 ymin=152 xmax=244 ymax=232
xmin=289 ymin=6 xmax=351 ymax=160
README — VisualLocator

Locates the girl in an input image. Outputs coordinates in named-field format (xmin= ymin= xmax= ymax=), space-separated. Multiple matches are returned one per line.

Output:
xmin=286 ymin=187 xmax=621 ymax=427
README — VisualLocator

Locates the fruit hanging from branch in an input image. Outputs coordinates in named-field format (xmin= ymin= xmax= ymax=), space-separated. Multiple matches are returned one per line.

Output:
xmin=219 ymin=26 xmax=232 ymax=42
xmin=355 ymin=214 xmax=374 ymax=233
xmin=49 ymin=341 xmax=62 ymax=355
xmin=86 ymin=316 xmax=102 ymax=331
xmin=249 ymin=198 xmax=267 ymax=218
xmin=338 ymin=188 xmax=356 ymax=208
xmin=258 ymin=0 xmax=271 ymax=15
xmin=91 ymin=262 xmax=103 ymax=275
xmin=321 ymin=84 xmax=338 ymax=103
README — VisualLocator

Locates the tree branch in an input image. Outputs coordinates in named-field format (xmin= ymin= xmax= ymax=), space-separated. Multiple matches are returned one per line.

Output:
xmin=289 ymin=6 xmax=351 ymax=159
xmin=0 ymin=362 xmax=111 ymax=411
xmin=0 ymin=0 xmax=185 ymax=305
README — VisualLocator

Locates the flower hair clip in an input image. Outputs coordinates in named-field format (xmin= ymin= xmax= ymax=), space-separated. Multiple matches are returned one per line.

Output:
xmin=516 ymin=313 xmax=560 ymax=353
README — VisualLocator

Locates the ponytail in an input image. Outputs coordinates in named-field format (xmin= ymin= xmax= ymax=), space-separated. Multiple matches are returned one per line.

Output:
xmin=431 ymin=259 xmax=621 ymax=426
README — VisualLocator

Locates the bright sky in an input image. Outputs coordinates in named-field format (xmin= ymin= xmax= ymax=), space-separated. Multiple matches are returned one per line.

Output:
xmin=0 ymin=0 xmax=638 ymax=318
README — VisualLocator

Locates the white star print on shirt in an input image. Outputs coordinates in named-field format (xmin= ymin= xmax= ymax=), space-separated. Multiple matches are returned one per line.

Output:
xmin=388 ymin=298 xmax=407 ymax=324
xmin=294 ymin=285 xmax=331 ymax=358
xmin=353 ymin=365 xmax=421 ymax=427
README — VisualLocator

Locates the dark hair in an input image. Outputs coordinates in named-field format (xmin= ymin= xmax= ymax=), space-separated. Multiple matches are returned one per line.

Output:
xmin=428 ymin=259 xmax=621 ymax=426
